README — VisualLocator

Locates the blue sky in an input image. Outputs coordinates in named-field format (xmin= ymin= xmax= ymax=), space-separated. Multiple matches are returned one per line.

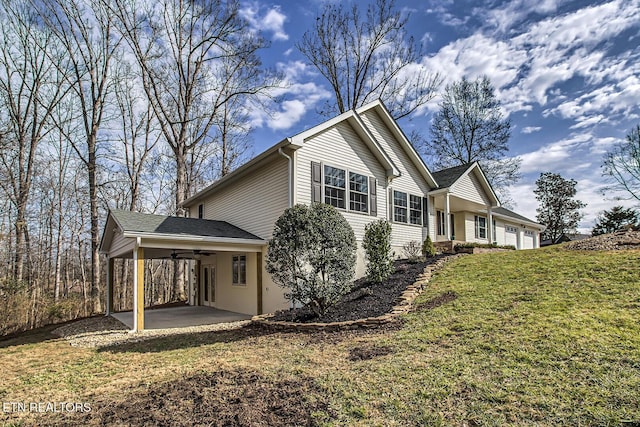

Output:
xmin=238 ymin=0 xmax=640 ymax=231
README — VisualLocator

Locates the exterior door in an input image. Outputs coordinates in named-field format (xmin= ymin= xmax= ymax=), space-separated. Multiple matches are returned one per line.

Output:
xmin=202 ymin=265 xmax=215 ymax=306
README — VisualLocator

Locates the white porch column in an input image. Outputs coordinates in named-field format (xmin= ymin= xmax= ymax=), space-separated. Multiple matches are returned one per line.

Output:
xmin=132 ymin=244 xmax=145 ymax=332
xmin=517 ymin=229 xmax=524 ymax=250
xmin=487 ymin=207 xmax=494 ymax=244
xmin=444 ymin=193 xmax=451 ymax=240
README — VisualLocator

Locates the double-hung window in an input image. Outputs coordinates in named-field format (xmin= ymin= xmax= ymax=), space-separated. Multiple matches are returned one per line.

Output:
xmin=232 ymin=255 xmax=246 ymax=285
xmin=475 ymin=216 xmax=487 ymax=239
xmin=324 ymin=165 xmax=346 ymax=209
xmin=409 ymin=195 xmax=422 ymax=225
xmin=349 ymin=172 xmax=368 ymax=213
xmin=393 ymin=191 xmax=408 ymax=223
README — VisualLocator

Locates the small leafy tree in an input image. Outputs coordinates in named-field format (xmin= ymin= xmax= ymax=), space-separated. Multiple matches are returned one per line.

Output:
xmin=422 ymin=235 xmax=436 ymax=258
xmin=592 ymin=206 xmax=639 ymax=235
xmin=534 ymin=172 xmax=586 ymax=241
xmin=266 ymin=203 xmax=356 ymax=315
xmin=363 ymin=219 xmax=394 ymax=283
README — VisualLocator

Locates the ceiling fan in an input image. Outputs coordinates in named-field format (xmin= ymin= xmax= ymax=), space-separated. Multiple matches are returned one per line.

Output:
xmin=159 ymin=249 xmax=213 ymax=260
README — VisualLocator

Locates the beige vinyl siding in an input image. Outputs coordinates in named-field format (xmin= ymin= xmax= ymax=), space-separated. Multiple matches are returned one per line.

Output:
xmin=201 ymin=156 xmax=289 ymax=239
xmin=214 ymin=252 xmax=258 ymax=315
xmin=358 ymin=109 xmax=430 ymax=247
xmin=109 ymin=232 xmax=132 ymax=258
xmin=463 ymin=212 xmax=490 ymax=244
xmin=295 ymin=121 xmax=387 ymax=241
xmin=451 ymin=171 xmax=491 ymax=206
xmin=493 ymin=219 xmax=506 ymax=245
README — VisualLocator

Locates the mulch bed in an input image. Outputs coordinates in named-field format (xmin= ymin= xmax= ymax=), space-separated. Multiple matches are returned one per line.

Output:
xmin=269 ymin=257 xmax=445 ymax=323
xmin=43 ymin=369 xmax=332 ymax=427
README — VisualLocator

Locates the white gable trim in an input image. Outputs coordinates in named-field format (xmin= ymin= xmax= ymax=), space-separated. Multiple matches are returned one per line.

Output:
xmin=356 ymin=100 xmax=438 ymax=188
xmin=290 ymin=109 xmax=401 ymax=178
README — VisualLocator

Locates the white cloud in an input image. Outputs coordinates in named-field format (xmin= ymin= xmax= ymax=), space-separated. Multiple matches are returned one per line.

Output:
xmin=268 ymin=100 xmax=306 ymax=131
xmin=518 ymin=134 xmax=591 ymax=174
xmin=421 ymin=0 xmax=640 ymax=121
xmin=239 ymin=3 xmax=288 ymax=41
xmin=246 ymin=61 xmax=332 ymax=131
xmin=521 ymin=126 xmax=542 ymax=134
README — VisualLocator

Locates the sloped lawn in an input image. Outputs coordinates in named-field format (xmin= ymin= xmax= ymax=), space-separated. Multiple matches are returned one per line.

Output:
xmin=1 ymin=247 xmax=639 ymax=426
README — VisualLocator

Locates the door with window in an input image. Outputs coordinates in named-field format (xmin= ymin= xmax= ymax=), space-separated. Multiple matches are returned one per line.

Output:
xmin=202 ymin=265 xmax=216 ymax=306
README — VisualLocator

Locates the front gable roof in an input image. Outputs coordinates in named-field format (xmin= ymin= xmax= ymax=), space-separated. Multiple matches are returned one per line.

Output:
xmin=183 ymin=100 xmax=439 ymax=206
xmin=355 ymin=100 xmax=438 ymax=188
xmin=289 ymin=105 xmax=401 ymax=178
xmin=430 ymin=162 xmax=500 ymax=206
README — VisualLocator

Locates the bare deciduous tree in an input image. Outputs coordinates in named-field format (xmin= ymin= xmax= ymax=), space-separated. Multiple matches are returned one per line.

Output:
xmin=425 ymin=76 xmax=521 ymax=206
xmin=297 ymin=0 xmax=441 ymax=119
xmin=35 ymin=0 xmax=123 ymax=313
xmin=0 ymin=1 xmax=69 ymax=283
xmin=113 ymin=0 xmax=280 ymax=299
xmin=603 ymin=124 xmax=640 ymax=203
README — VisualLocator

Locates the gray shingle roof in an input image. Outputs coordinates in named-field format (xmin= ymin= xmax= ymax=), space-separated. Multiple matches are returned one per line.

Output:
xmin=493 ymin=207 xmax=538 ymax=224
xmin=431 ymin=163 xmax=473 ymax=188
xmin=110 ymin=210 xmax=263 ymax=240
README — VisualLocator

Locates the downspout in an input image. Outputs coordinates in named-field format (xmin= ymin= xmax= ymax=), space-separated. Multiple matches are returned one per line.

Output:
xmin=278 ymin=147 xmax=293 ymax=208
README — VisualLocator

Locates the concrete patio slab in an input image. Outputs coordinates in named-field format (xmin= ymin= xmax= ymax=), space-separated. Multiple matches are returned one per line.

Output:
xmin=111 ymin=305 xmax=251 ymax=330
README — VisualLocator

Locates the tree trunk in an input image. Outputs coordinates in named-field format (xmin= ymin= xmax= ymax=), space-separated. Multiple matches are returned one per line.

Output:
xmin=172 ymin=152 xmax=187 ymax=301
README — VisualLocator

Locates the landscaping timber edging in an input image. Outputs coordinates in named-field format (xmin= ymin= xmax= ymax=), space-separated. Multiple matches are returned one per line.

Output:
xmin=251 ymin=254 xmax=464 ymax=332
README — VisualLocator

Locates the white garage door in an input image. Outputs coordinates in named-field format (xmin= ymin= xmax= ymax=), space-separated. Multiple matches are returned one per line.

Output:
xmin=523 ymin=230 xmax=535 ymax=249
xmin=505 ymin=226 xmax=518 ymax=247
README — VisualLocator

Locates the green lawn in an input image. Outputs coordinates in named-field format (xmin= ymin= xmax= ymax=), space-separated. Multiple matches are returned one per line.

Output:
xmin=1 ymin=247 xmax=639 ymax=426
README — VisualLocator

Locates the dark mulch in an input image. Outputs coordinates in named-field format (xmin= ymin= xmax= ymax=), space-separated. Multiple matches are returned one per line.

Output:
xmin=43 ymin=369 xmax=332 ymax=427
xmin=270 ymin=257 xmax=445 ymax=323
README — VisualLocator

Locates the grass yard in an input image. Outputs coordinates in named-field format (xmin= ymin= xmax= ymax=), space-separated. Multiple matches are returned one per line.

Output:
xmin=1 ymin=246 xmax=639 ymax=426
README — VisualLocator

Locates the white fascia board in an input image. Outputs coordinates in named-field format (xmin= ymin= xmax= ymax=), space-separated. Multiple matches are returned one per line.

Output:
xmin=492 ymin=213 xmax=545 ymax=231
xmin=122 ymin=231 xmax=267 ymax=246
xmin=427 ymin=188 xmax=450 ymax=195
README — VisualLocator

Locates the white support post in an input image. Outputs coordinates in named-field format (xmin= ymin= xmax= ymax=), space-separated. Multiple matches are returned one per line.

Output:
xmin=444 ymin=193 xmax=451 ymax=240
xmin=488 ymin=207 xmax=494 ymax=244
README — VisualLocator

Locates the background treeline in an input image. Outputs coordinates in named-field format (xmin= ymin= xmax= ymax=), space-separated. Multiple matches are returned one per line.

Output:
xmin=0 ymin=0 xmax=280 ymax=335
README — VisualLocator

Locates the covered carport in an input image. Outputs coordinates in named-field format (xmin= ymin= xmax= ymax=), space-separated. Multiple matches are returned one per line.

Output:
xmin=99 ymin=210 xmax=267 ymax=332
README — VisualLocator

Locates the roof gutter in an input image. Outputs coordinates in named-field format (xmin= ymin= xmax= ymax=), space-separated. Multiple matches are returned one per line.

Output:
xmin=122 ymin=231 xmax=267 ymax=246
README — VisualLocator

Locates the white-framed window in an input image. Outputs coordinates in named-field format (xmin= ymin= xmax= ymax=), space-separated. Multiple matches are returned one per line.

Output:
xmin=232 ymin=255 xmax=246 ymax=285
xmin=409 ymin=195 xmax=422 ymax=225
xmin=324 ymin=165 xmax=346 ymax=209
xmin=437 ymin=210 xmax=446 ymax=235
xmin=393 ymin=191 xmax=407 ymax=223
xmin=506 ymin=225 xmax=518 ymax=233
xmin=349 ymin=172 xmax=368 ymax=213
xmin=475 ymin=216 xmax=487 ymax=239
xmin=198 ymin=203 xmax=204 ymax=219
xmin=524 ymin=230 xmax=534 ymax=237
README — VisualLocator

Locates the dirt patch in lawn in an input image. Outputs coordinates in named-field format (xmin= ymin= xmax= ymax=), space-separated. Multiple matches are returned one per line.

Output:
xmin=348 ymin=344 xmax=394 ymax=361
xmin=270 ymin=257 xmax=445 ymax=323
xmin=414 ymin=291 xmax=458 ymax=311
xmin=43 ymin=369 xmax=332 ymax=427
